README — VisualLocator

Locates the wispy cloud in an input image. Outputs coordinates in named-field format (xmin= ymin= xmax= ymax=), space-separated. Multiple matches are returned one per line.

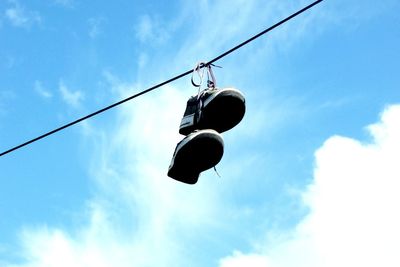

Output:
xmin=6 ymin=84 xmax=224 ymax=266
xmin=134 ymin=14 xmax=169 ymax=45
xmin=4 ymin=1 xmax=41 ymax=28
xmin=34 ymin=80 xmax=52 ymax=99
xmin=220 ymin=251 xmax=270 ymax=267
xmin=219 ymin=104 xmax=400 ymax=266
xmin=59 ymin=81 xmax=84 ymax=108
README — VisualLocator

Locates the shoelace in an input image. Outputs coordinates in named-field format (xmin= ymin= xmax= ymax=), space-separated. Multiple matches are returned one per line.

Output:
xmin=191 ymin=62 xmax=222 ymax=178
xmin=191 ymin=62 xmax=206 ymax=88
xmin=213 ymin=166 xmax=221 ymax=178
xmin=191 ymin=62 xmax=220 ymax=99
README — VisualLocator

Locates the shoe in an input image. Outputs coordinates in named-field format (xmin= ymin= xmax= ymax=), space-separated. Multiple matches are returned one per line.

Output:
xmin=179 ymin=87 xmax=245 ymax=135
xmin=167 ymin=129 xmax=224 ymax=184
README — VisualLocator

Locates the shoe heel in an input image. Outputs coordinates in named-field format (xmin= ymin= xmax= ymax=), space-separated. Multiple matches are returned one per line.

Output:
xmin=179 ymin=114 xmax=196 ymax=135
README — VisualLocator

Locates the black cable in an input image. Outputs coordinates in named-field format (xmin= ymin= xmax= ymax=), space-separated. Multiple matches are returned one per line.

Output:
xmin=207 ymin=0 xmax=324 ymax=65
xmin=0 ymin=0 xmax=324 ymax=157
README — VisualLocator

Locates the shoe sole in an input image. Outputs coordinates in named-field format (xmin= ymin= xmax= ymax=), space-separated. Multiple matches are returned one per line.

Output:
xmin=179 ymin=88 xmax=246 ymax=135
xmin=200 ymin=88 xmax=245 ymax=133
xmin=168 ymin=129 xmax=224 ymax=184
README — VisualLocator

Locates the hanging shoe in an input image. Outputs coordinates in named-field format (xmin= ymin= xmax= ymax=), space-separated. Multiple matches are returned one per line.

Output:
xmin=179 ymin=87 xmax=246 ymax=135
xmin=167 ymin=129 xmax=224 ymax=184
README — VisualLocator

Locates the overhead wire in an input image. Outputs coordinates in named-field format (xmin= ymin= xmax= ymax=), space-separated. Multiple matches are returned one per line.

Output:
xmin=0 ymin=0 xmax=324 ymax=157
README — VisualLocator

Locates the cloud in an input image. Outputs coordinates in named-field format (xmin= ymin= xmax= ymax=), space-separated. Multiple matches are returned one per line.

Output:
xmin=134 ymin=14 xmax=169 ymax=45
xmin=34 ymin=80 xmax=52 ymax=99
xmin=4 ymin=1 xmax=41 ymax=28
xmin=220 ymin=251 xmax=270 ymax=267
xmin=5 ymin=82 xmax=227 ymax=267
xmin=219 ymin=104 xmax=400 ymax=267
xmin=59 ymin=81 xmax=84 ymax=108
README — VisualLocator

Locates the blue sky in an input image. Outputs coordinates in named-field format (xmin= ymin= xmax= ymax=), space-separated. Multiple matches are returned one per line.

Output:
xmin=0 ymin=0 xmax=400 ymax=266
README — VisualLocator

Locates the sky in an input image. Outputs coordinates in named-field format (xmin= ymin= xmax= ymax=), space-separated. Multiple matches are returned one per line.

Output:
xmin=0 ymin=0 xmax=400 ymax=266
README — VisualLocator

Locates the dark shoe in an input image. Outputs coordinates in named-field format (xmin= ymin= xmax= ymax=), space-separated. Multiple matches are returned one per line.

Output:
xmin=167 ymin=129 xmax=224 ymax=184
xmin=179 ymin=87 xmax=245 ymax=135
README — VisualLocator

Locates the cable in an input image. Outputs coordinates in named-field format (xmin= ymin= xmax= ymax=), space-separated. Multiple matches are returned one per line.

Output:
xmin=0 ymin=0 xmax=324 ymax=157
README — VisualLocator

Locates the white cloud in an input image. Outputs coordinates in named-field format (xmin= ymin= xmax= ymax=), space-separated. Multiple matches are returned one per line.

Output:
xmin=219 ymin=104 xmax=400 ymax=267
xmin=34 ymin=80 xmax=52 ymax=99
xmin=4 ymin=1 xmax=41 ymax=28
xmin=59 ymin=81 xmax=84 ymax=108
xmin=220 ymin=251 xmax=270 ymax=267
xmin=134 ymin=14 xmax=169 ymax=45
xmin=5 ymin=83 xmax=226 ymax=267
